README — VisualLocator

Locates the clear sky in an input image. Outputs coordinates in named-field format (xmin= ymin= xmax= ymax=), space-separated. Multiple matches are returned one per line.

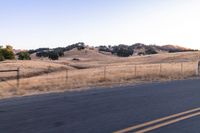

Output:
xmin=0 ymin=0 xmax=200 ymax=49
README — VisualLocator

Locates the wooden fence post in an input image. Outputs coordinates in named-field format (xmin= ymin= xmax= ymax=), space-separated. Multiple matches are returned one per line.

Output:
xmin=104 ymin=66 xmax=106 ymax=80
xmin=66 ymin=69 xmax=68 ymax=83
xmin=135 ymin=65 xmax=137 ymax=77
xmin=17 ymin=67 xmax=20 ymax=89
xmin=181 ymin=63 xmax=183 ymax=76
xmin=199 ymin=61 xmax=200 ymax=76
xmin=196 ymin=61 xmax=200 ymax=76
xmin=159 ymin=64 xmax=162 ymax=76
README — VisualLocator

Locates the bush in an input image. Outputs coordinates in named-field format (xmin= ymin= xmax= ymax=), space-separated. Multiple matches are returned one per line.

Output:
xmin=18 ymin=52 xmax=31 ymax=60
xmin=72 ymin=58 xmax=80 ymax=61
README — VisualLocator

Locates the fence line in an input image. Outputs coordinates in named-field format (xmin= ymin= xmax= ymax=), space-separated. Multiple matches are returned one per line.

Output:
xmin=0 ymin=61 xmax=200 ymax=90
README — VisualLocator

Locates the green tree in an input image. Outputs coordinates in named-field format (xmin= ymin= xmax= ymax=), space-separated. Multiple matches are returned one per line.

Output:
xmin=2 ymin=45 xmax=15 ymax=59
xmin=0 ymin=45 xmax=15 ymax=61
xmin=48 ymin=51 xmax=59 ymax=60
xmin=18 ymin=51 xmax=31 ymax=60
xmin=145 ymin=48 xmax=158 ymax=55
xmin=0 ymin=49 xmax=5 ymax=61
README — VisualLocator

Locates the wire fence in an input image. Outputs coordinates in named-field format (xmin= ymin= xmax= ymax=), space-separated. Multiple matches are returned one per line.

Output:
xmin=0 ymin=61 xmax=199 ymax=93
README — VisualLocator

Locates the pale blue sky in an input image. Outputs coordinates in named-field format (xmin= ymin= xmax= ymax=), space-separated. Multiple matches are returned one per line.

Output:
xmin=0 ymin=0 xmax=200 ymax=49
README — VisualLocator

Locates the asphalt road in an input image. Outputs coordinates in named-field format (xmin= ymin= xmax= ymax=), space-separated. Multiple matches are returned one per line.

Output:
xmin=0 ymin=79 xmax=200 ymax=133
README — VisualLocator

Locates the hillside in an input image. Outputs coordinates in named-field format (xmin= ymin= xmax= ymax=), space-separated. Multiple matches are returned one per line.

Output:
xmin=62 ymin=48 xmax=115 ymax=60
xmin=0 ymin=50 xmax=200 ymax=99
xmin=98 ymin=43 xmax=197 ymax=56
xmin=28 ymin=43 xmax=199 ymax=66
xmin=129 ymin=43 xmax=196 ymax=54
xmin=28 ymin=43 xmax=197 ymax=60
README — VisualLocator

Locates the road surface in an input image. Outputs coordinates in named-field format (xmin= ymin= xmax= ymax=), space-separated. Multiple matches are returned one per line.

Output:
xmin=0 ymin=79 xmax=200 ymax=133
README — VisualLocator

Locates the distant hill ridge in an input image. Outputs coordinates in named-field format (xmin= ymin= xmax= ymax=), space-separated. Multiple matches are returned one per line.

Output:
xmin=98 ymin=43 xmax=197 ymax=56
xmin=26 ymin=42 xmax=198 ymax=59
xmin=161 ymin=45 xmax=193 ymax=51
xmin=129 ymin=43 xmax=194 ymax=51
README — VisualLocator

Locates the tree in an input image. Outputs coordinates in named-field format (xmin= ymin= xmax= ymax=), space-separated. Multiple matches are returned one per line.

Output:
xmin=28 ymin=49 xmax=37 ymax=54
xmin=48 ymin=51 xmax=59 ymax=60
xmin=112 ymin=45 xmax=133 ymax=57
xmin=0 ymin=45 xmax=15 ymax=60
xmin=36 ymin=51 xmax=49 ymax=57
xmin=145 ymin=48 xmax=158 ymax=55
xmin=117 ymin=47 xmax=133 ymax=57
xmin=98 ymin=46 xmax=111 ymax=52
xmin=0 ymin=49 xmax=5 ymax=61
xmin=77 ymin=42 xmax=85 ymax=50
xmin=54 ymin=48 xmax=64 ymax=57
xmin=18 ymin=51 xmax=31 ymax=60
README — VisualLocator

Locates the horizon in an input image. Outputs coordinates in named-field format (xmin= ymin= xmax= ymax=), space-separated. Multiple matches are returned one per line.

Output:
xmin=1 ymin=0 xmax=200 ymax=50
xmin=4 ymin=43 xmax=198 ymax=51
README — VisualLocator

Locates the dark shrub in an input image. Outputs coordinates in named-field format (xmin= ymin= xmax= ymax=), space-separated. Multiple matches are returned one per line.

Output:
xmin=18 ymin=52 xmax=31 ymax=60
xmin=72 ymin=58 xmax=80 ymax=61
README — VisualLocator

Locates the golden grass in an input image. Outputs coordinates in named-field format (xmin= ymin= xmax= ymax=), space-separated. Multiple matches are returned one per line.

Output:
xmin=0 ymin=51 xmax=200 ymax=98
xmin=0 ymin=60 xmax=198 ymax=99
xmin=0 ymin=60 xmax=71 ymax=79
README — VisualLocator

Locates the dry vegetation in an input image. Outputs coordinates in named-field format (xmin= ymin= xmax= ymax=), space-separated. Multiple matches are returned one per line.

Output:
xmin=0 ymin=49 xmax=200 ymax=99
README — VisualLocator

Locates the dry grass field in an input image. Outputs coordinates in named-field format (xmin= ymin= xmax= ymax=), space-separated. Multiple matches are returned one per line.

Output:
xmin=0 ymin=49 xmax=200 ymax=99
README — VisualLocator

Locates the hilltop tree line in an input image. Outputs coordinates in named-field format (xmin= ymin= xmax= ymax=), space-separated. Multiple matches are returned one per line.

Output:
xmin=0 ymin=45 xmax=32 ymax=61
xmin=98 ymin=43 xmax=158 ymax=57
xmin=30 ymin=42 xmax=85 ymax=60
xmin=1 ymin=42 xmax=198 ymax=61
xmin=28 ymin=42 xmax=197 ymax=59
xmin=98 ymin=43 xmax=198 ymax=57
